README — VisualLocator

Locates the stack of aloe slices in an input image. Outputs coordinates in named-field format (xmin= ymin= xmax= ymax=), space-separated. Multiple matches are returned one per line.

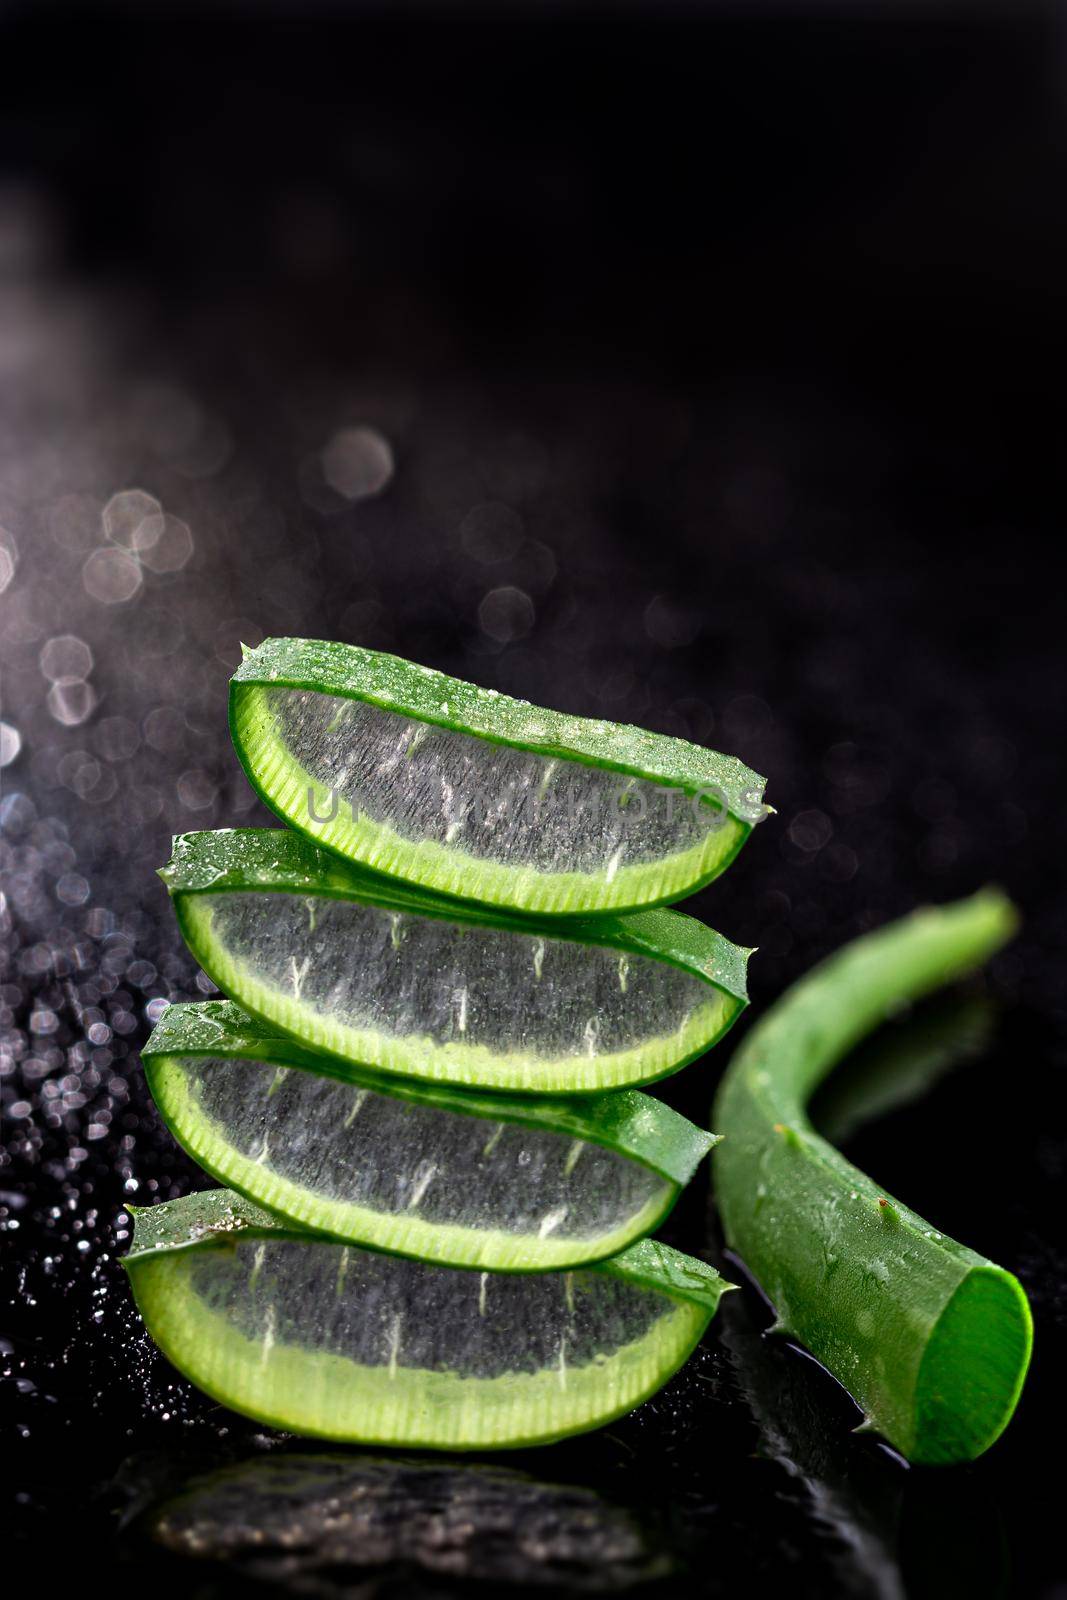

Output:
xmin=126 ymin=640 xmax=767 ymax=1448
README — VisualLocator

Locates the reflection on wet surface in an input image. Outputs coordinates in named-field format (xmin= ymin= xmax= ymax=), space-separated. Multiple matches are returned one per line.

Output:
xmin=722 ymin=1301 xmax=907 ymax=1600
xmin=719 ymin=1290 xmax=1011 ymax=1600
xmin=719 ymin=1283 xmax=911 ymax=1600
xmin=122 ymin=1448 xmax=675 ymax=1595
xmin=811 ymin=993 xmax=995 ymax=1147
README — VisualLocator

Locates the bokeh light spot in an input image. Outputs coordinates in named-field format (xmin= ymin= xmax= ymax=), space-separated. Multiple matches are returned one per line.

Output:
xmin=46 ymin=680 xmax=96 ymax=727
xmin=143 ymin=705 xmax=187 ymax=752
xmin=321 ymin=426 xmax=394 ymax=500
xmin=55 ymin=873 xmax=90 ymax=907
xmin=39 ymin=634 xmax=93 ymax=684
xmin=478 ymin=585 xmax=535 ymax=643
xmin=103 ymin=489 xmax=164 ymax=553
xmin=0 ymin=720 xmax=21 ymax=766
xmin=94 ymin=716 xmax=140 ymax=762
xmin=138 ymin=514 xmax=194 ymax=574
xmin=789 ymin=809 xmax=834 ymax=853
xmin=82 ymin=547 xmax=142 ymax=604
xmin=46 ymin=493 xmax=101 ymax=553
xmin=0 ymin=528 xmax=16 ymax=594
xmin=176 ymin=768 xmax=218 ymax=810
xmin=460 ymin=502 xmax=524 ymax=563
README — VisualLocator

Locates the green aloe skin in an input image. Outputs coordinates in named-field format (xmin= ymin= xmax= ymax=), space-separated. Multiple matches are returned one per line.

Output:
xmin=229 ymin=638 xmax=769 ymax=916
xmin=713 ymin=890 xmax=1033 ymax=1465
xmin=142 ymin=1000 xmax=718 ymax=1273
xmin=123 ymin=1190 xmax=734 ymax=1450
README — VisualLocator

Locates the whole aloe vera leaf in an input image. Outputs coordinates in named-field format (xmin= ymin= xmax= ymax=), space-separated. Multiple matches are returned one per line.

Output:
xmin=142 ymin=1000 xmax=717 ymax=1272
xmin=160 ymin=829 xmax=750 ymax=1094
xmin=713 ymin=890 xmax=1032 ymax=1465
xmin=229 ymin=638 xmax=769 ymax=916
xmin=124 ymin=1190 xmax=734 ymax=1449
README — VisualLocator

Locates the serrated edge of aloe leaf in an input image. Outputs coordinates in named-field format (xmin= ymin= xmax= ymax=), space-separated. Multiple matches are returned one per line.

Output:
xmin=158 ymin=829 xmax=751 ymax=1004
xmin=143 ymin=1000 xmax=718 ymax=1189
xmin=123 ymin=1188 xmax=735 ymax=1318
xmin=230 ymin=637 xmax=769 ymax=824
xmin=713 ymin=888 xmax=1033 ymax=1466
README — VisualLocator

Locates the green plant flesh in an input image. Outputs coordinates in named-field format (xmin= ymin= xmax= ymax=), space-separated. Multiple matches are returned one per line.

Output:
xmin=713 ymin=890 xmax=1033 ymax=1465
xmin=143 ymin=1001 xmax=717 ymax=1272
xmin=124 ymin=1190 xmax=733 ymax=1449
xmin=160 ymin=830 xmax=749 ymax=1093
xmin=229 ymin=638 xmax=769 ymax=916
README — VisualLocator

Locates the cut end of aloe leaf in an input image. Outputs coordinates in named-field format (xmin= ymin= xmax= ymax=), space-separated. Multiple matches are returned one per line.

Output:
xmin=911 ymin=1264 xmax=1033 ymax=1465
xmin=142 ymin=1002 xmax=716 ymax=1272
xmin=161 ymin=830 xmax=748 ymax=1094
xmin=228 ymin=638 xmax=768 ymax=915
xmin=125 ymin=1190 xmax=732 ymax=1450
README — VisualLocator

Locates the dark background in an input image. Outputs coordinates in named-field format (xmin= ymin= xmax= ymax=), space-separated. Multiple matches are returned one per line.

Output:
xmin=1 ymin=3 xmax=1064 ymax=1596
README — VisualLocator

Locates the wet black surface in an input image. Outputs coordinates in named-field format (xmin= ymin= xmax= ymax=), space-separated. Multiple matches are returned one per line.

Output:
xmin=2 ymin=4 xmax=1065 ymax=1596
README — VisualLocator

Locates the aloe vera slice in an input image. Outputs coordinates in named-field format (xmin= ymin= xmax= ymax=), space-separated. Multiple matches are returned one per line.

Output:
xmin=229 ymin=638 xmax=768 ymax=915
xmin=142 ymin=1001 xmax=717 ymax=1271
xmin=160 ymin=830 xmax=749 ymax=1093
xmin=124 ymin=1190 xmax=733 ymax=1449
xmin=713 ymin=890 xmax=1033 ymax=1465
